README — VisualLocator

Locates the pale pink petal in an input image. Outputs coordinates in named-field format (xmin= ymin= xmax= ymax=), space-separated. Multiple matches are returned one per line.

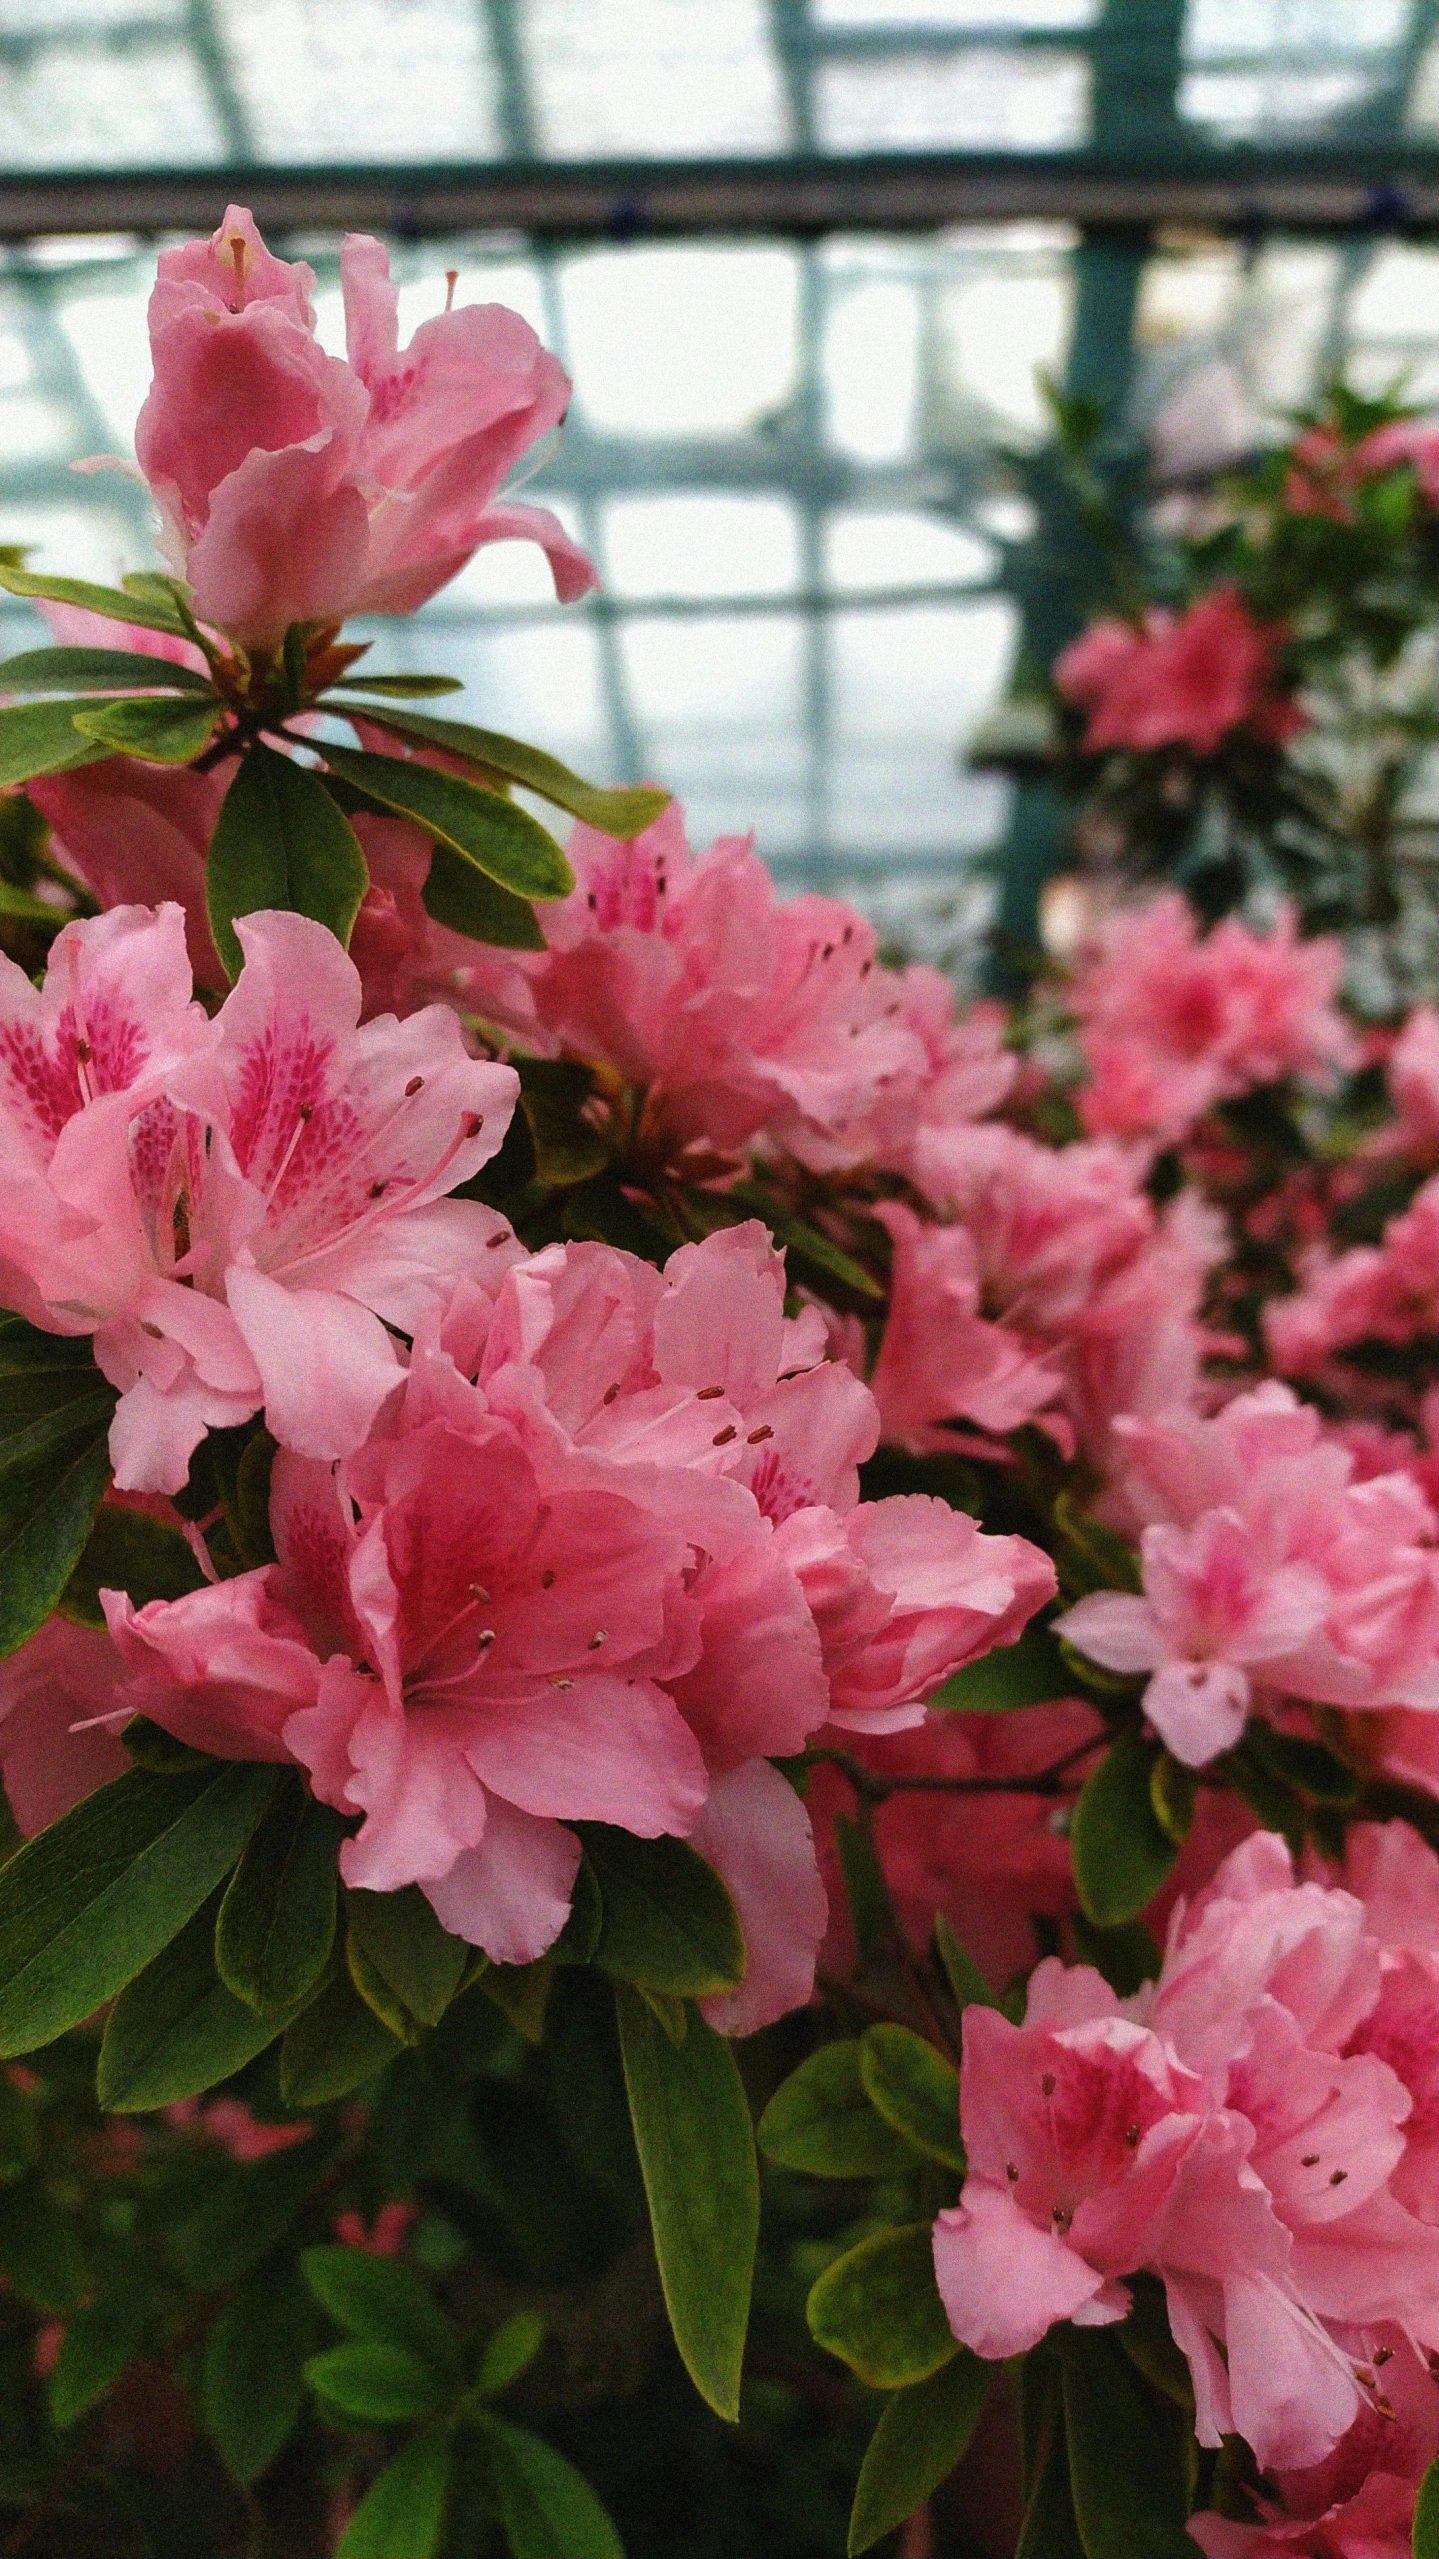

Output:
xmin=694 ymin=1761 xmax=827 ymax=2037
xmin=932 ymin=2182 xmax=1111 ymax=2358
xmin=461 ymin=1672 xmax=707 ymax=1834
xmin=225 ymin=1265 xmax=402 ymax=1459
xmin=1055 ymin=1590 xmax=1168 ymax=1676
xmin=424 ymin=1799 xmax=582 ymax=1966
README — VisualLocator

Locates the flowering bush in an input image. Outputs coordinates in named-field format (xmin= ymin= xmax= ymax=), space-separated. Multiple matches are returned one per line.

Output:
xmin=8 ymin=210 xmax=1439 ymax=2559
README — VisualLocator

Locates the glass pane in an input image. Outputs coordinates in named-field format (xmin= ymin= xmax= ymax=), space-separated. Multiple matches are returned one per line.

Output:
xmin=825 ymin=509 xmax=994 ymax=592
xmin=0 ymin=38 xmax=225 ymax=165
xmin=219 ymin=0 xmax=501 ymax=162
xmin=815 ymin=0 xmax=1095 ymax=23
xmin=825 ymin=277 xmax=921 ymax=461
xmin=560 ymin=247 xmax=800 ymax=436
xmin=817 ymin=49 xmax=1091 ymax=150
xmin=524 ymin=0 xmax=789 ymax=156
xmin=603 ymin=496 xmax=802 ymax=600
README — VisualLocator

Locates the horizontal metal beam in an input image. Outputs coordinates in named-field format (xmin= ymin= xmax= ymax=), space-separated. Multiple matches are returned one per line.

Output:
xmin=2 ymin=151 xmax=1439 ymax=243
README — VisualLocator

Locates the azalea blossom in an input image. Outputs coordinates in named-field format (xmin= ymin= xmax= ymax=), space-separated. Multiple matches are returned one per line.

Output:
xmin=0 ymin=901 xmax=518 ymax=1490
xmin=1053 ymin=586 xmax=1305 ymax=760
xmin=132 ymin=205 xmax=595 ymax=649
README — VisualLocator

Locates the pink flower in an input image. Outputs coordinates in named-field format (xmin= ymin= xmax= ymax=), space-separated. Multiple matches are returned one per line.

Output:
xmin=1267 ymin=1179 xmax=1439 ymax=1377
xmin=333 ymin=2202 xmax=417 ymax=2256
xmin=1101 ymin=1386 xmax=1439 ymax=1739
xmin=132 ymin=206 xmax=595 ymax=649
xmin=1057 ymin=1510 xmax=1331 ymax=1766
xmin=0 ymin=1617 xmax=130 ymax=1834
xmin=866 ymin=1200 xmax=1066 ymax=1452
xmin=1385 ymin=1002 xmax=1439 ymax=1156
xmin=0 ymin=903 xmax=518 ymax=1490
xmin=462 ymin=800 xmax=931 ymax=1179
xmin=1054 ymin=588 xmax=1304 ymax=760
xmin=1072 ymin=894 xmax=1354 ymax=1147
xmin=165 ymin=2096 xmax=312 ymax=2161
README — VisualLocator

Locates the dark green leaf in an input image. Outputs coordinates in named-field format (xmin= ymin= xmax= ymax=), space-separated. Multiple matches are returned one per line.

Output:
xmin=616 ymin=1985 xmax=758 ymax=2421
xmin=48 ymin=2288 xmax=151 ymax=2430
xmin=587 ymin=1830 xmax=745 ymax=1998
xmin=207 ymin=741 xmax=370 ymax=980
xmin=347 ymin=1923 xmax=423 ymax=2043
xmin=98 ymin=1888 xmax=294 ymax=2108
xmin=0 ymin=1761 xmax=278 ymax=2057
xmin=329 ymin=673 xmax=462 ymax=699
xmin=300 ymin=2244 xmax=458 ymax=2379
xmin=170 ymin=2134 xmax=320 ymax=2289
xmin=1149 ymin=1754 xmax=1197 ymax=1845
xmin=0 ymin=647 xmax=212 ymax=695
xmin=1247 ymin=1724 xmax=1360 ymax=1805
xmin=1071 ymin=1914 xmax=1161 ymax=1996
xmin=0 ymin=1321 xmax=117 ymax=1658
xmin=859 ymin=2026 xmax=965 ymax=2172
xmin=835 ymin=1813 xmax=896 ymax=1962
xmin=933 ymin=1916 xmax=999 ymax=2013
xmin=71 ymin=693 xmax=219 ymax=762
xmin=1052 ymin=1493 xmax=1142 ymax=1601
xmin=1060 ymin=2328 xmax=1193 ymax=2559
xmin=201 ymin=2267 xmax=313 ymax=2486
xmin=307 ymin=2339 xmax=447 ymax=2424
xmin=331 ymin=703 xmax=667 ymax=840
xmin=0 ymin=2177 xmax=84 ymax=2311
xmin=476 ymin=1957 xmax=552 ymax=2045
xmin=59 ymin=1502 xmax=204 ymax=1627
xmin=216 ymin=1785 xmax=342 ymax=2016
xmin=334 ymin=2429 xmax=452 ymax=2559
xmin=848 ymin=2351 xmax=992 ymax=2555
xmin=0 ymin=2073 xmax=38 ymax=2183
xmin=1414 ymin=2454 xmax=1439 ymax=2557
xmin=807 ymin=2225 xmax=957 ymax=2390
xmin=481 ymin=2414 xmax=625 ymax=2559
xmin=757 ymin=2040 xmax=911 ymax=2178
xmin=517 ymin=1057 xmax=611 ymax=1185
xmin=318 ymin=741 xmax=573 ymax=901
xmin=929 ymin=1621 xmax=1071 ymax=1714
xmin=473 ymin=2310 xmax=545 ymax=2400
xmin=279 ymin=1963 xmax=405 ymax=2106
xmin=421 ymin=838 xmax=545 ymax=949
xmin=1016 ymin=2372 xmax=1084 ymax=2559
xmin=0 ymin=557 xmax=189 ymax=636
xmin=345 ymin=1885 xmax=468 ymax=2030
xmin=1070 ymin=1733 xmax=1178 ymax=1928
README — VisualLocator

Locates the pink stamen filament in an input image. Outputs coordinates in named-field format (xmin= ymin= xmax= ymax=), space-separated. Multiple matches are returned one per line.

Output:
xmin=273 ymin=1110 xmax=483 ymax=1280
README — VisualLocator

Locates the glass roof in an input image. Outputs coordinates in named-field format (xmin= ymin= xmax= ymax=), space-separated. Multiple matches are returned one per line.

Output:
xmin=0 ymin=1 xmax=1432 ymax=956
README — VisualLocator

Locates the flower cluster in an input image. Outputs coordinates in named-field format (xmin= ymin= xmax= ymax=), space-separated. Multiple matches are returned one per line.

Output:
xmin=936 ymin=1824 xmax=1439 ymax=2543
xmin=1053 ymin=587 xmax=1304 ymax=762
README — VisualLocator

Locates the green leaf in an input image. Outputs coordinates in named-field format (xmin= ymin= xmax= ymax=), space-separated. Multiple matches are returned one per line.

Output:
xmin=933 ymin=1916 xmax=999 ymax=2013
xmin=615 ymin=1985 xmax=758 ymax=2421
xmin=334 ymin=2428 xmax=452 ymax=2559
xmin=1414 ymin=2454 xmax=1439 ymax=2557
xmin=421 ymin=838 xmax=545 ymax=949
xmin=1070 ymin=1733 xmax=1179 ymax=1928
xmin=0 ymin=702 xmax=105 ymax=786
xmin=348 ymin=1923 xmax=423 ymax=2043
xmin=345 ymin=1885 xmax=468 ymax=2030
xmin=0 ymin=1761 xmax=279 ymax=2057
xmin=71 ymin=693 xmax=220 ymax=763
xmin=0 ymin=1320 xmax=117 ymax=1656
xmin=481 ymin=2414 xmax=625 ymax=2559
xmin=317 ymin=741 xmax=574 ymax=901
xmin=1071 ymin=1914 xmax=1161 ymax=1996
xmin=517 ymin=1058 xmax=611 ymax=1185
xmin=586 ymin=1829 xmax=745 ymax=1999
xmin=207 ymin=742 xmax=370 ymax=981
xmin=97 ymin=1889 xmax=294 ymax=2109
xmin=473 ymin=2310 xmax=545 ymax=2401
xmin=279 ymin=1963 xmax=405 ymax=2106
xmin=58 ymin=1502 xmax=204 ymax=1627
xmin=1016 ymin=2369 xmax=1084 ymax=2559
xmin=0 ymin=647 xmax=212 ymax=695
xmin=0 ymin=2177 xmax=84 ymax=2312
xmin=170 ymin=2134 xmax=320 ymax=2289
xmin=306 ymin=2339 xmax=447 ymax=2425
xmin=300 ymin=2245 xmax=458 ymax=2379
xmin=329 ymin=673 xmax=463 ymax=699
xmin=1060 ymin=2328 xmax=1193 ymax=2559
xmin=48 ymin=2287 xmax=151 ymax=2430
xmin=201 ymin=2267 xmax=313 ymax=2486
xmin=0 ymin=2073 xmax=39 ymax=2183
xmin=758 ymin=2040 xmax=912 ymax=2177
xmin=216 ymin=1784 xmax=343 ymax=2017
xmin=834 ymin=1812 xmax=897 ymax=1961
xmin=859 ymin=2026 xmax=965 ymax=2172
xmin=330 ymin=703 xmax=667 ymax=841
xmin=807 ymin=2225 xmax=957 ymax=2391
xmin=848 ymin=2352 xmax=992 ymax=2555
xmin=929 ymin=1621 xmax=1071 ymax=1713
xmin=1052 ymin=1493 xmax=1142 ymax=1600
xmin=0 ymin=557 xmax=189 ymax=636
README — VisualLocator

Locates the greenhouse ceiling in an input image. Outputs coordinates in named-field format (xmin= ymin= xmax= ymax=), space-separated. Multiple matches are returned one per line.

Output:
xmin=0 ymin=0 xmax=1433 ymax=944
